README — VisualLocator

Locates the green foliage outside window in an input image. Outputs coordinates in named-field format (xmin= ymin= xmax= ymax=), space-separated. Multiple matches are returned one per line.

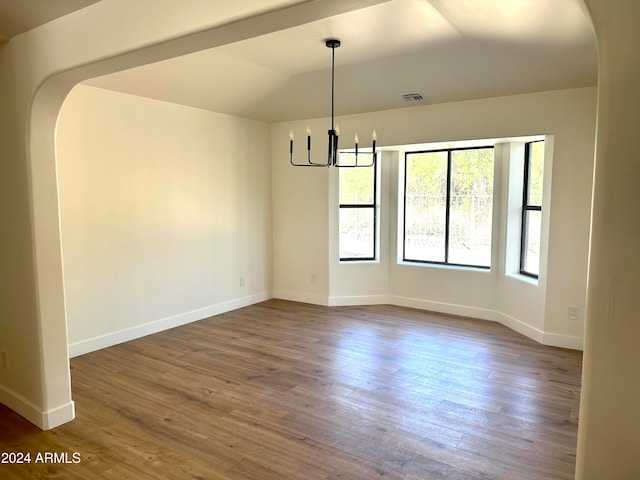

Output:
xmin=339 ymin=157 xmax=376 ymax=260
xmin=404 ymin=147 xmax=494 ymax=267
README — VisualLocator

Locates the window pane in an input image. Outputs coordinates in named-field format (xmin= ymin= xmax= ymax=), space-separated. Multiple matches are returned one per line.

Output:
xmin=449 ymin=149 xmax=494 ymax=267
xmin=522 ymin=210 xmax=542 ymax=276
xmin=527 ymin=142 xmax=544 ymax=206
xmin=404 ymin=152 xmax=447 ymax=262
xmin=339 ymin=161 xmax=374 ymax=205
xmin=339 ymin=208 xmax=374 ymax=259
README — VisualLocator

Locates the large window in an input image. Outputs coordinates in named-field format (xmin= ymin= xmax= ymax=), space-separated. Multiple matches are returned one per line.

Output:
xmin=520 ymin=140 xmax=544 ymax=277
xmin=403 ymin=146 xmax=494 ymax=268
xmin=338 ymin=158 xmax=377 ymax=261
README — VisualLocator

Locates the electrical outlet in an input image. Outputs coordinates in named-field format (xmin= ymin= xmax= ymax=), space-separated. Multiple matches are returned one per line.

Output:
xmin=310 ymin=273 xmax=317 ymax=284
xmin=1 ymin=351 xmax=7 ymax=370
xmin=567 ymin=306 xmax=579 ymax=321
xmin=239 ymin=276 xmax=246 ymax=287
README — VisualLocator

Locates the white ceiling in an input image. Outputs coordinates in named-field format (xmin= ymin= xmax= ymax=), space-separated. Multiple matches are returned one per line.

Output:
xmin=4 ymin=0 xmax=597 ymax=123
xmin=0 ymin=0 xmax=100 ymax=42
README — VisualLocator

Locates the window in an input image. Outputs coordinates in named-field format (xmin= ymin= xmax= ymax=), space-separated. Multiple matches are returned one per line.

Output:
xmin=403 ymin=146 xmax=494 ymax=268
xmin=338 ymin=156 xmax=377 ymax=261
xmin=520 ymin=140 xmax=544 ymax=277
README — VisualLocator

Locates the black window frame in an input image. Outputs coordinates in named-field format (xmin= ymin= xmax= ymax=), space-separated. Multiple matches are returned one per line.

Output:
xmin=519 ymin=140 xmax=544 ymax=278
xmin=402 ymin=145 xmax=494 ymax=269
xmin=338 ymin=158 xmax=378 ymax=262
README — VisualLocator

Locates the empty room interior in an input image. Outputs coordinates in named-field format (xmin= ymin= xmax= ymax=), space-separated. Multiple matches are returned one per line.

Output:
xmin=1 ymin=1 xmax=639 ymax=479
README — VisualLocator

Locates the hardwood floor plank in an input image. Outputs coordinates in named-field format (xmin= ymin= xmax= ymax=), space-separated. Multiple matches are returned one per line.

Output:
xmin=0 ymin=300 xmax=582 ymax=479
xmin=454 ymin=434 xmax=576 ymax=480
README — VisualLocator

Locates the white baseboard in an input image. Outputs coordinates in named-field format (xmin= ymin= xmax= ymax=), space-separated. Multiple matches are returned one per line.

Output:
xmin=389 ymin=295 xmax=498 ymax=322
xmin=304 ymin=294 xmax=583 ymax=350
xmin=329 ymin=294 xmax=389 ymax=306
xmin=493 ymin=310 xmax=545 ymax=344
xmin=42 ymin=401 xmax=76 ymax=430
xmin=542 ymin=332 xmax=584 ymax=350
xmin=273 ymin=290 xmax=330 ymax=306
xmin=0 ymin=384 xmax=75 ymax=430
xmin=496 ymin=313 xmax=583 ymax=350
xmin=389 ymin=295 xmax=582 ymax=350
xmin=68 ymin=289 xmax=584 ymax=358
xmin=68 ymin=292 xmax=271 ymax=358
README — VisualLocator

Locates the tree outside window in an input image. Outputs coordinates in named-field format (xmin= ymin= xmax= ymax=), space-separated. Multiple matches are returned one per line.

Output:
xmin=404 ymin=147 xmax=494 ymax=268
xmin=339 ymin=156 xmax=377 ymax=261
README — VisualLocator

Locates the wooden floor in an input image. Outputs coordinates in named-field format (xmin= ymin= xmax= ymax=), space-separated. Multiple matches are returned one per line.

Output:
xmin=0 ymin=300 xmax=582 ymax=479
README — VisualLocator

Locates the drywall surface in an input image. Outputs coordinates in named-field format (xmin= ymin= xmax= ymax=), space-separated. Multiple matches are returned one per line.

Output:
xmin=273 ymin=87 xmax=596 ymax=349
xmin=576 ymin=1 xmax=640 ymax=478
xmin=57 ymin=85 xmax=272 ymax=356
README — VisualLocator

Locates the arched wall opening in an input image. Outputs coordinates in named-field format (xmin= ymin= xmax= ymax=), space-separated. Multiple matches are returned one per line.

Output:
xmin=24 ymin=0 xmax=388 ymax=429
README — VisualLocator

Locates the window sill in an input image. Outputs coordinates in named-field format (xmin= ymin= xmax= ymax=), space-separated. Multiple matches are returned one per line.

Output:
xmin=339 ymin=260 xmax=380 ymax=265
xmin=397 ymin=260 xmax=491 ymax=273
xmin=506 ymin=272 xmax=539 ymax=285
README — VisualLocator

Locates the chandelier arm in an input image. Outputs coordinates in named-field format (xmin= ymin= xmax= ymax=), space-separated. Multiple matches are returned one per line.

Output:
xmin=334 ymin=151 xmax=377 ymax=168
xmin=290 ymin=159 xmax=330 ymax=167
xmin=307 ymin=144 xmax=331 ymax=166
xmin=290 ymin=154 xmax=330 ymax=167
xmin=290 ymin=144 xmax=331 ymax=166
xmin=290 ymin=129 xmax=331 ymax=166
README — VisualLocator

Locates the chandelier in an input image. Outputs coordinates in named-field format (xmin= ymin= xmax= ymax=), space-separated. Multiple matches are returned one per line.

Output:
xmin=289 ymin=39 xmax=377 ymax=168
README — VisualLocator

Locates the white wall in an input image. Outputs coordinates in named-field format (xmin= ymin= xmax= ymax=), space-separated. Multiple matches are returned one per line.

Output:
xmin=494 ymin=142 xmax=547 ymax=337
xmin=56 ymin=85 xmax=272 ymax=356
xmin=273 ymin=87 xmax=596 ymax=349
xmin=577 ymin=2 xmax=640 ymax=477
xmin=328 ymin=151 xmax=392 ymax=305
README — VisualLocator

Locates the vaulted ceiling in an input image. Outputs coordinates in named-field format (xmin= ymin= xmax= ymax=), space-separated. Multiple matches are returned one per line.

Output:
xmin=3 ymin=0 xmax=597 ymax=123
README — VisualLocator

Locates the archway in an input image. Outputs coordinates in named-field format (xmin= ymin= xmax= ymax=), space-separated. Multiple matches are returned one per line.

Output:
xmin=24 ymin=0 xmax=390 ymax=429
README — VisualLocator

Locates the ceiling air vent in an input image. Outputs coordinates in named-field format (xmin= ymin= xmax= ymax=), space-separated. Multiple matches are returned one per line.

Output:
xmin=402 ymin=92 xmax=425 ymax=103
